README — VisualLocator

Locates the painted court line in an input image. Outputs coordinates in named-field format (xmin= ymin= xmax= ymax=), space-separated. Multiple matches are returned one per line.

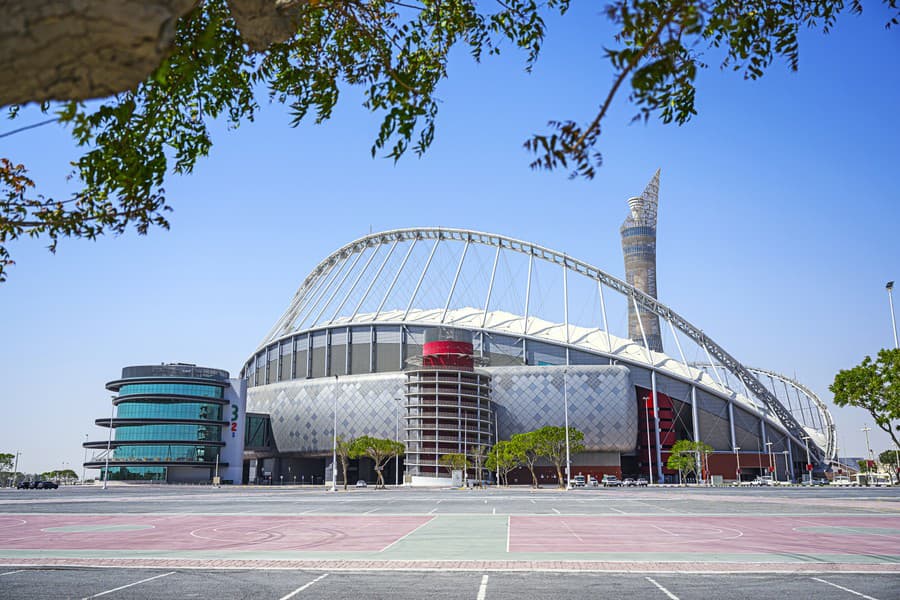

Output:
xmin=0 ymin=570 xmax=26 ymax=576
xmin=82 ymin=571 xmax=175 ymax=599
xmin=645 ymin=576 xmax=679 ymax=600
xmin=279 ymin=573 xmax=329 ymax=600
xmin=650 ymin=523 xmax=679 ymax=537
xmin=379 ymin=517 xmax=435 ymax=553
xmin=552 ymin=508 xmax=561 ymax=514
xmin=609 ymin=507 xmax=628 ymax=515
xmin=476 ymin=574 xmax=489 ymax=600
xmin=506 ymin=516 xmax=511 ymax=553
xmin=811 ymin=577 xmax=880 ymax=600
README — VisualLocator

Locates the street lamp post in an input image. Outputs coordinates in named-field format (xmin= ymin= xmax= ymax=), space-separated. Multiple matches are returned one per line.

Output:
xmin=82 ymin=434 xmax=88 ymax=485
xmin=644 ymin=395 xmax=654 ymax=485
xmin=103 ymin=395 xmax=114 ymax=490
xmin=563 ymin=369 xmax=571 ymax=489
xmin=781 ymin=451 xmax=790 ymax=483
xmin=395 ymin=398 xmax=401 ymax=486
xmin=734 ymin=446 xmax=741 ymax=483
xmin=13 ymin=451 xmax=20 ymax=486
xmin=802 ymin=435 xmax=812 ymax=485
xmin=861 ymin=425 xmax=873 ymax=483
xmin=765 ymin=442 xmax=774 ymax=479
xmin=332 ymin=375 xmax=338 ymax=492
xmin=887 ymin=281 xmax=898 ymax=349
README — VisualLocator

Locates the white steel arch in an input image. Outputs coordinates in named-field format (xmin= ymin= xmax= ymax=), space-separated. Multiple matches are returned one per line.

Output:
xmin=260 ymin=227 xmax=825 ymax=461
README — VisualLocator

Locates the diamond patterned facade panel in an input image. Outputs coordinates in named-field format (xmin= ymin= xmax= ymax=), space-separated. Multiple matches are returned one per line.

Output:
xmin=248 ymin=373 xmax=406 ymax=454
xmin=486 ymin=365 xmax=636 ymax=452
xmin=248 ymin=365 xmax=636 ymax=454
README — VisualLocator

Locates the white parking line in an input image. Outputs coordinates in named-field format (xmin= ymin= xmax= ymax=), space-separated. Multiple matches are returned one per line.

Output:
xmin=811 ymin=577 xmax=880 ymax=600
xmin=279 ymin=573 xmax=329 ymax=600
xmin=82 ymin=571 xmax=175 ymax=599
xmin=551 ymin=508 xmax=561 ymax=514
xmin=645 ymin=577 xmax=679 ymax=600
xmin=609 ymin=506 xmax=628 ymax=514
xmin=0 ymin=570 xmax=26 ymax=576
xmin=476 ymin=574 xmax=489 ymax=600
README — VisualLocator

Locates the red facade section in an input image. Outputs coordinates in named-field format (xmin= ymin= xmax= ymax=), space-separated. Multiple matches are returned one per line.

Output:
xmin=422 ymin=340 xmax=475 ymax=370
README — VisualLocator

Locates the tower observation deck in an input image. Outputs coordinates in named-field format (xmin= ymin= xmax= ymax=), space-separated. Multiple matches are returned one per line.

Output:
xmin=621 ymin=169 xmax=663 ymax=353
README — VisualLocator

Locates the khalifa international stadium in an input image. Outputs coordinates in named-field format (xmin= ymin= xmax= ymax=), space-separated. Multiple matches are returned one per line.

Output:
xmin=240 ymin=171 xmax=836 ymax=486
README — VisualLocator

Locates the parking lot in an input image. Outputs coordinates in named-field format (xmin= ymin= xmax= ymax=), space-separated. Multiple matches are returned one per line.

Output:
xmin=1 ymin=485 xmax=898 ymax=598
xmin=1 ymin=568 xmax=898 ymax=600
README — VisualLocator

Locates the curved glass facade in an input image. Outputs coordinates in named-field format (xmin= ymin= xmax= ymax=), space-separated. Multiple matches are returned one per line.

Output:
xmin=117 ymin=402 xmax=223 ymax=421
xmin=118 ymin=382 xmax=223 ymax=399
xmin=116 ymin=424 xmax=221 ymax=442
xmin=88 ymin=364 xmax=231 ymax=482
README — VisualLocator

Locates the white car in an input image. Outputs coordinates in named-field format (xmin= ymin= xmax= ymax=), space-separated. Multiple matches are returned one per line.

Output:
xmin=355 ymin=480 xmax=367 ymax=488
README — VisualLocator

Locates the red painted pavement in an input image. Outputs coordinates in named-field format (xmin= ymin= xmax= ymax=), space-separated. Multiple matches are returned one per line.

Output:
xmin=0 ymin=515 xmax=431 ymax=552
xmin=509 ymin=515 xmax=900 ymax=557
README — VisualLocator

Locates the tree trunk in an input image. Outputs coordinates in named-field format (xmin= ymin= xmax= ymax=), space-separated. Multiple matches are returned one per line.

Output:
xmin=0 ymin=0 xmax=198 ymax=106
xmin=0 ymin=0 xmax=309 ymax=107
xmin=342 ymin=462 xmax=348 ymax=491
xmin=375 ymin=467 xmax=384 ymax=489
xmin=527 ymin=464 xmax=538 ymax=488
xmin=555 ymin=465 xmax=565 ymax=488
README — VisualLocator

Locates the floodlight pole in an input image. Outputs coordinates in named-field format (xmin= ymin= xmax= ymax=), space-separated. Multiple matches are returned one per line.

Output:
xmin=887 ymin=281 xmax=898 ymax=349
xmin=332 ymin=375 xmax=338 ymax=492
xmin=563 ymin=369 xmax=571 ymax=490
xmin=781 ymin=451 xmax=790 ymax=483
xmin=765 ymin=441 xmax=773 ymax=479
xmin=734 ymin=446 xmax=741 ymax=483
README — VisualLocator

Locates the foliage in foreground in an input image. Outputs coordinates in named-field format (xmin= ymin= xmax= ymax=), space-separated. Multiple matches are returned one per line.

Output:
xmin=2 ymin=0 xmax=898 ymax=281
xmin=830 ymin=348 xmax=900 ymax=449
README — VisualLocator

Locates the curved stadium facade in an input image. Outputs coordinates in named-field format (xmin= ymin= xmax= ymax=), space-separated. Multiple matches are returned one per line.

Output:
xmin=240 ymin=173 xmax=835 ymax=486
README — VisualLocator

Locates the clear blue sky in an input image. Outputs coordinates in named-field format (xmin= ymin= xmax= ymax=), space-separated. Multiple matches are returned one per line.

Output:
xmin=2 ymin=5 xmax=898 ymax=474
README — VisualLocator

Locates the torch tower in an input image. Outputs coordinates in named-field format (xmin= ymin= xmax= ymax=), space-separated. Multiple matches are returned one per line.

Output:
xmin=621 ymin=169 xmax=663 ymax=353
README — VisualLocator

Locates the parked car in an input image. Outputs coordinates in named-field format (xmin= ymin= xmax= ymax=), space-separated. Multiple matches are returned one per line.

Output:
xmin=751 ymin=476 xmax=775 ymax=486
xmin=601 ymin=475 xmax=622 ymax=487
xmin=588 ymin=476 xmax=599 ymax=487
xmin=355 ymin=480 xmax=367 ymax=488
xmin=34 ymin=481 xmax=58 ymax=489
xmin=622 ymin=478 xmax=636 ymax=487
xmin=635 ymin=477 xmax=648 ymax=487
xmin=16 ymin=481 xmax=32 ymax=489
xmin=572 ymin=475 xmax=586 ymax=488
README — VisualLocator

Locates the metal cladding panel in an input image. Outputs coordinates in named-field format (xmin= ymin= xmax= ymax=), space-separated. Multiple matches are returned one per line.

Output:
xmin=487 ymin=365 xmax=636 ymax=452
xmin=247 ymin=374 xmax=405 ymax=453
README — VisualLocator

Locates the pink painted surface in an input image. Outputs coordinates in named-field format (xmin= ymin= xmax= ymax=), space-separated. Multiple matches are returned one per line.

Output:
xmin=508 ymin=516 xmax=900 ymax=556
xmin=0 ymin=515 xmax=431 ymax=552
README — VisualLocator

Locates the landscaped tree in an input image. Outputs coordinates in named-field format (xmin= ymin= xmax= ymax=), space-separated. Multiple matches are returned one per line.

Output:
xmin=532 ymin=426 xmax=585 ymax=488
xmin=830 ymin=349 xmax=900 ymax=448
xmin=510 ymin=431 xmax=541 ymax=488
xmin=349 ymin=435 xmax=404 ymax=490
xmin=3 ymin=0 xmax=898 ymax=281
xmin=469 ymin=445 xmax=487 ymax=486
xmin=878 ymin=449 xmax=900 ymax=470
xmin=438 ymin=453 xmax=469 ymax=480
xmin=0 ymin=453 xmax=13 ymax=474
xmin=335 ymin=435 xmax=355 ymax=491
xmin=485 ymin=441 xmax=522 ymax=487
xmin=666 ymin=440 xmax=713 ymax=484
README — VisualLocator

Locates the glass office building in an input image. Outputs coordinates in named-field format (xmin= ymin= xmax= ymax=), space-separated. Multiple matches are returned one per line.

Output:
xmin=84 ymin=364 xmax=233 ymax=482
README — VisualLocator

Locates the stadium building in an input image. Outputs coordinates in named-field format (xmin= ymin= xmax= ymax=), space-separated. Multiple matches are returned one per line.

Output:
xmin=240 ymin=172 xmax=836 ymax=486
